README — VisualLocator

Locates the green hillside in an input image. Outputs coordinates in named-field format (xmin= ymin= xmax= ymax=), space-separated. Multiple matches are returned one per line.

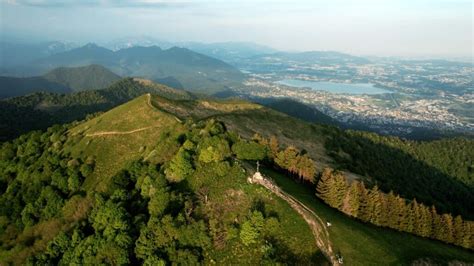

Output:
xmin=42 ymin=64 xmax=121 ymax=92
xmin=0 ymin=92 xmax=472 ymax=265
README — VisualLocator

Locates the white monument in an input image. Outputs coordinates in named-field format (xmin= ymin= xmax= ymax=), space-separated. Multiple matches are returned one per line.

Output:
xmin=253 ymin=161 xmax=263 ymax=180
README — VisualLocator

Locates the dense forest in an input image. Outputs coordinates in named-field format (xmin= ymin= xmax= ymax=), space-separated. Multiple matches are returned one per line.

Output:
xmin=316 ymin=168 xmax=473 ymax=249
xmin=0 ymin=78 xmax=192 ymax=141
xmin=0 ymin=119 xmax=323 ymax=264
xmin=325 ymin=129 xmax=474 ymax=219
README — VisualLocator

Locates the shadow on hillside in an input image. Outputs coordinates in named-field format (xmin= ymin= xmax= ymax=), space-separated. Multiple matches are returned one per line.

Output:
xmin=265 ymin=235 xmax=329 ymax=265
xmin=326 ymin=131 xmax=474 ymax=219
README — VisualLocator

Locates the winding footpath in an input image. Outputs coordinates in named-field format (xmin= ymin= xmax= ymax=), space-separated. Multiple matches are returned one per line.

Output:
xmin=85 ymin=126 xmax=155 ymax=137
xmin=251 ymin=175 xmax=339 ymax=265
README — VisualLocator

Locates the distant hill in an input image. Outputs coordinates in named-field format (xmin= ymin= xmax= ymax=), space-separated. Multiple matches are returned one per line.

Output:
xmin=42 ymin=64 xmax=121 ymax=92
xmin=0 ymin=65 xmax=121 ymax=98
xmin=27 ymin=44 xmax=245 ymax=93
xmin=0 ymin=78 xmax=193 ymax=140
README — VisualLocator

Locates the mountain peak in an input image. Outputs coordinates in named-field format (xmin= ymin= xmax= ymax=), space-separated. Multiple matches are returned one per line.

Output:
xmin=84 ymin=42 xmax=100 ymax=49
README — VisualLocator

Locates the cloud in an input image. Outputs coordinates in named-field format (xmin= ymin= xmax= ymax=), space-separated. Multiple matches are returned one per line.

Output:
xmin=4 ymin=0 xmax=195 ymax=8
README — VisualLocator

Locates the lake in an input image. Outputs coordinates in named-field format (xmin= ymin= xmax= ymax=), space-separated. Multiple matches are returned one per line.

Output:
xmin=276 ymin=79 xmax=392 ymax=95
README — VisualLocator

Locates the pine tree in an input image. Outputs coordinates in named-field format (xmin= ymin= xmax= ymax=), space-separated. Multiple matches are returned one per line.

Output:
xmin=386 ymin=191 xmax=399 ymax=229
xmin=420 ymin=204 xmax=433 ymax=238
xmin=453 ymin=215 xmax=464 ymax=247
xmin=430 ymin=206 xmax=442 ymax=240
xmin=332 ymin=171 xmax=348 ymax=209
xmin=343 ymin=181 xmax=361 ymax=217
xmin=295 ymin=154 xmax=316 ymax=183
xmin=316 ymin=168 xmax=334 ymax=205
xmin=463 ymin=221 xmax=474 ymax=249
xmin=316 ymin=168 xmax=347 ymax=209
xmin=396 ymin=196 xmax=408 ymax=232
xmin=440 ymin=213 xmax=454 ymax=244
xmin=368 ymin=186 xmax=383 ymax=226
xmin=411 ymin=199 xmax=423 ymax=235
xmin=378 ymin=191 xmax=389 ymax=227
xmin=357 ymin=183 xmax=371 ymax=221
xmin=404 ymin=200 xmax=416 ymax=234
xmin=275 ymin=146 xmax=299 ymax=175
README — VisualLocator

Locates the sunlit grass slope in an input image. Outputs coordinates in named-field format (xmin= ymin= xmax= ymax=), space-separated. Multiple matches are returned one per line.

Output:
xmin=65 ymin=94 xmax=183 ymax=192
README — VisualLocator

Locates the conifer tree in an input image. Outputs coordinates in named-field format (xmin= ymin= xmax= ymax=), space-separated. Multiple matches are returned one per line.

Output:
xmin=357 ymin=182 xmax=371 ymax=221
xmin=440 ymin=213 xmax=455 ymax=244
xmin=453 ymin=215 xmax=465 ymax=247
xmin=431 ymin=206 xmax=442 ymax=240
xmin=386 ymin=192 xmax=399 ymax=229
xmin=411 ymin=199 xmax=422 ymax=235
xmin=316 ymin=168 xmax=334 ymax=205
xmin=332 ymin=171 xmax=348 ymax=209
xmin=368 ymin=186 xmax=383 ymax=226
xmin=396 ymin=197 xmax=409 ymax=232
xmin=420 ymin=205 xmax=433 ymax=238
xmin=295 ymin=154 xmax=316 ymax=183
xmin=316 ymin=168 xmax=347 ymax=209
xmin=343 ymin=181 xmax=361 ymax=217
xmin=464 ymin=221 xmax=474 ymax=249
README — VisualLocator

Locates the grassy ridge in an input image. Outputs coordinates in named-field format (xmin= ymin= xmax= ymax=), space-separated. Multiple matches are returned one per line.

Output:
xmin=65 ymin=95 xmax=184 ymax=192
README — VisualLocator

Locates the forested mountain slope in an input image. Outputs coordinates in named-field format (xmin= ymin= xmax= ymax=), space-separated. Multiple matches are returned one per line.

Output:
xmin=0 ymin=95 xmax=324 ymax=265
xmin=0 ymin=88 xmax=473 ymax=264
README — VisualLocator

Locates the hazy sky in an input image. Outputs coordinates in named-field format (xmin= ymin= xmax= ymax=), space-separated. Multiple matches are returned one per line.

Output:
xmin=1 ymin=0 xmax=472 ymax=58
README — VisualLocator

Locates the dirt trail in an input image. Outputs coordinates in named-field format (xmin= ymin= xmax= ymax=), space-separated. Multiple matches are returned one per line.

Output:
xmin=252 ymin=176 xmax=339 ymax=265
xmin=85 ymin=126 xmax=156 ymax=137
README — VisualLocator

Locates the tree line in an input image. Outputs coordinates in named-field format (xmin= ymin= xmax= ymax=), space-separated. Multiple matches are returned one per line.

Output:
xmin=251 ymin=133 xmax=473 ymax=250
xmin=316 ymin=168 xmax=474 ymax=250
xmin=253 ymin=134 xmax=316 ymax=184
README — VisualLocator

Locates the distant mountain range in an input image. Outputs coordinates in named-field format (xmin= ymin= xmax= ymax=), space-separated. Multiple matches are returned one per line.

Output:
xmin=2 ymin=43 xmax=245 ymax=93
xmin=0 ymin=65 xmax=121 ymax=98
xmin=102 ymin=37 xmax=277 ymax=62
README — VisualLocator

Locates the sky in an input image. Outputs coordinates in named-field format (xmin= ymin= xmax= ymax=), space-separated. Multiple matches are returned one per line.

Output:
xmin=1 ymin=0 xmax=472 ymax=58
